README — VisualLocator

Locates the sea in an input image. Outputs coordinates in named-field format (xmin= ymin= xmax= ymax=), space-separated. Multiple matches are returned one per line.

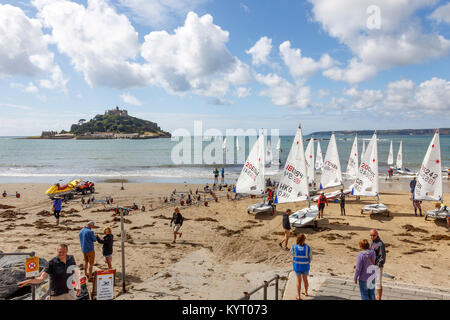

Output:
xmin=0 ymin=134 xmax=449 ymax=185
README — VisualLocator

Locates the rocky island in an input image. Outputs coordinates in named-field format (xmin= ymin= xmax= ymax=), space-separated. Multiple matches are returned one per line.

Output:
xmin=31 ymin=106 xmax=171 ymax=139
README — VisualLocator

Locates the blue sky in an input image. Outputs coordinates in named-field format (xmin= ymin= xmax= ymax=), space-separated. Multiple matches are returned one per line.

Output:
xmin=0 ymin=0 xmax=449 ymax=136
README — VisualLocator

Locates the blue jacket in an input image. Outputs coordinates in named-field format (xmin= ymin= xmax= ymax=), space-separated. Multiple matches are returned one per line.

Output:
xmin=79 ymin=227 xmax=97 ymax=253
xmin=291 ymin=244 xmax=312 ymax=273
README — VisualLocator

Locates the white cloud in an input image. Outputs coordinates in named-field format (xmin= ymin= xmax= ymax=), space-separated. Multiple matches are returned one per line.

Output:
xmin=0 ymin=3 xmax=66 ymax=92
xmin=120 ymin=92 xmax=143 ymax=106
xmin=141 ymin=11 xmax=251 ymax=97
xmin=384 ymin=79 xmax=415 ymax=110
xmin=9 ymin=81 xmax=39 ymax=94
xmin=33 ymin=0 xmax=146 ymax=89
xmin=240 ymin=3 xmax=249 ymax=13
xmin=415 ymin=77 xmax=450 ymax=114
xmin=279 ymin=41 xmax=334 ymax=78
xmin=343 ymin=87 xmax=383 ymax=110
xmin=235 ymin=87 xmax=251 ymax=98
xmin=116 ymin=0 xmax=209 ymax=28
xmin=255 ymin=73 xmax=311 ymax=109
xmin=246 ymin=37 xmax=273 ymax=66
xmin=429 ymin=2 xmax=450 ymax=24
xmin=309 ymin=0 xmax=450 ymax=83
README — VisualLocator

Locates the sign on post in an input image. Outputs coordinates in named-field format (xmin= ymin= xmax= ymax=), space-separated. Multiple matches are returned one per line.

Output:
xmin=25 ymin=256 xmax=39 ymax=277
xmin=94 ymin=270 xmax=115 ymax=300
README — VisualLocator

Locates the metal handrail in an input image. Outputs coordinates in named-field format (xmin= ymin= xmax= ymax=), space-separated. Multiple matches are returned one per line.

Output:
xmin=239 ymin=275 xmax=280 ymax=300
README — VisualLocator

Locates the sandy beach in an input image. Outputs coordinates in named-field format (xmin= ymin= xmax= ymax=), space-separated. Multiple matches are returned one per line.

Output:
xmin=1 ymin=181 xmax=449 ymax=299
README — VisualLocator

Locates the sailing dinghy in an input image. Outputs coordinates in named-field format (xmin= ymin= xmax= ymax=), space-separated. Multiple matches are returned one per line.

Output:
xmin=234 ymin=132 xmax=273 ymax=214
xmin=315 ymin=140 xmax=323 ymax=173
xmin=273 ymin=124 xmax=318 ymax=227
xmin=352 ymin=132 xmax=389 ymax=215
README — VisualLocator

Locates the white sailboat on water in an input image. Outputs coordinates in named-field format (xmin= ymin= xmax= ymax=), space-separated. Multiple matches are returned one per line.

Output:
xmin=361 ymin=140 xmax=366 ymax=163
xmin=387 ymin=140 xmax=394 ymax=166
xmin=414 ymin=130 xmax=442 ymax=202
xmin=273 ymin=124 xmax=318 ymax=227
xmin=345 ymin=135 xmax=359 ymax=179
xmin=305 ymin=137 xmax=315 ymax=189
xmin=396 ymin=141 xmax=402 ymax=170
xmin=352 ymin=132 xmax=388 ymax=215
xmin=234 ymin=131 xmax=273 ymax=214
xmin=319 ymin=133 xmax=343 ymax=190
xmin=315 ymin=140 xmax=323 ymax=172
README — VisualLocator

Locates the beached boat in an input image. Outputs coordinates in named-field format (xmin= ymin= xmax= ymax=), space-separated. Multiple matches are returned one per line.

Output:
xmin=345 ymin=134 xmax=358 ymax=180
xmin=234 ymin=131 xmax=273 ymax=214
xmin=352 ymin=132 xmax=388 ymax=215
xmin=273 ymin=124 xmax=318 ymax=227
xmin=315 ymin=139 xmax=323 ymax=173
xmin=414 ymin=130 xmax=442 ymax=202
xmin=46 ymin=179 xmax=81 ymax=199
xmin=319 ymin=133 xmax=343 ymax=190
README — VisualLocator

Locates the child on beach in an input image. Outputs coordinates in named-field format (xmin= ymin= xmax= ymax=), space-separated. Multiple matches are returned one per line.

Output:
xmin=96 ymin=227 xmax=114 ymax=269
xmin=290 ymin=234 xmax=312 ymax=300
xmin=354 ymin=239 xmax=376 ymax=300
xmin=413 ymin=200 xmax=422 ymax=216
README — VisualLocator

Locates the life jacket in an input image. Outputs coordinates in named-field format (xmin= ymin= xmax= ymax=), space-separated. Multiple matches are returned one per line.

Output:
xmin=292 ymin=244 xmax=311 ymax=273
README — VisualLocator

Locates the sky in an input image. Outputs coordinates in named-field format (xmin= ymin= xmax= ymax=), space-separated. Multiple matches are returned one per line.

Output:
xmin=0 ymin=0 xmax=449 ymax=136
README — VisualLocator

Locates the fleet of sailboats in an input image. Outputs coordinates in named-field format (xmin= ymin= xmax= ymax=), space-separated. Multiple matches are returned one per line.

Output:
xmin=233 ymin=127 xmax=444 ymax=223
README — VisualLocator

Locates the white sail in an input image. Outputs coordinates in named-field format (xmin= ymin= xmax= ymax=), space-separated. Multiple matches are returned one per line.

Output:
xmin=387 ymin=140 xmax=394 ymax=165
xmin=414 ymin=131 xmax=442 ymax=201
xmin=320 ymin=133 xmax=343 ymax=189
xmin=266 ymin=140 xmax=273 ymax=165
xmin=305 ymin=137 xmax=315 ymax=184
xmin=346 ymin=135 xmax=359 ymax=178
xmin=235 ymin=132 xmax=265 ymax=195
xmin=274 ymin=125 xmax=309 ymax=204
xmin=361 ymin=140 xmax=366 ymax=162
xmin=352 ymin=132 xmax=378 ymax=197
xmin=315 ymin=140 xmax=324 ymax=171
xmin=396 ymin=141 xmax=402 ymax=170
xmin=236 ymin=137 xmax=241 ymax=151
xmin=222 ymin=137 xmax=227 ymax=150
xmin=276 ymin=138 xmax=281 ymax=151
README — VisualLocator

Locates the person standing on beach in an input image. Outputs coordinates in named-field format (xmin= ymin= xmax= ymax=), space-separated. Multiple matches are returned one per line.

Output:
xmin=213 ymin=168 xmax=219 ymax=185
xmin=370 ymin=229 xmax=386 ymax=300
xmin=410 ymin=177 xmax=417 ymax=197
xmin=170 ymin=207 xmax=183 ymax=243
xmin=221 ymin=168 xmax=225 ymax=185
xmin=96 ymin=227 xmax=114 ymax=269
xmin=339 ymin=189 xmax=346 ymax=216
xmin=279 ymin=209 xmax=292 ymax=249
xmin=18 ymin=244 xmax=80 ymax=300
xmin=290 ymin=234 xmax=312 ymax=300
xmin=413 ymin=200 xmax=422 ymax=217
xmin=317 ymin=192 xmax=328 ymax=219
xmin=52 ymin=197 xmax=62 ymax=226
xmin=79 ymin=221 xmax=97 ymax=281
xmin=354 ymin=239 xmax=376 ymax=300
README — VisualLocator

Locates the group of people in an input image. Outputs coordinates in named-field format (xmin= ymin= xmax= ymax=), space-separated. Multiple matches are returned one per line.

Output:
xmin=285 ymin=222 xmax=386 ymax=301
xmin=212 ymin=167 xmax=225 ymax=185
xmin=17 ymin=221 xmax=114 ymax=300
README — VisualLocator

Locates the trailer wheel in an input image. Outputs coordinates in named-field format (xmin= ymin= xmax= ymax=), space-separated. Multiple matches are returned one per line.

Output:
xmin=313 ymin=221 xmax=318 ymax=229
xmin=424 ymin=215 xmax=428 ymax=221
xmin=69 ymin=194 xmax=74 ymax=200
xmin=82 ymin=189 xmax=87 ymax=195
xmin=64 ymin=195 xmax=69 ymax=202
xmin=360 ymin=209 xmax=364 ymax=214
xmin=90 ymin=187 xmax=95 ymax=194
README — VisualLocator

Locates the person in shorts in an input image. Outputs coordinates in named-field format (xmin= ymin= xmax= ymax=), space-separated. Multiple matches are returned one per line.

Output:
xmin=339 ymin=189 xmax=346 ymax=216
xmin=96 ymin=226 xmax=114 ymax=269
xmin=413 ymin=200 xmax=422 ymax=217
xmin=317 ymin=192 xmax=328 ymax=218
xmin=279 ymin=209 xmax=292 ymax=249
xmin=52 ymin=197 xmax=62 ymax=226
xmin=290 ymin=234 xmax=312 ymax=300
xmin=18 ymin=244 xmax=80 ymax=300
xmin=79 ymin=221 xmax=97 ymax=281
xmin=370 ymin=229 xmax=386 ymax=300
xmin=170 ymin=207 xmax=184 ymax=243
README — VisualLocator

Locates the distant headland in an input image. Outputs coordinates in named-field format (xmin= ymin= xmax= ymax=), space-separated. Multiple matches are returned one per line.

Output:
xmin=309 ymin=128 xmax=450 ymax=136
xmin=26 ymin=106 xmax=171 ymax=140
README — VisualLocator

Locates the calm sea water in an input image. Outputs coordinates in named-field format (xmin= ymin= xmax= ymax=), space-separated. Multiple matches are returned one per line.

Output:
xmin=0 ymin=134 xmax=448 ymax=184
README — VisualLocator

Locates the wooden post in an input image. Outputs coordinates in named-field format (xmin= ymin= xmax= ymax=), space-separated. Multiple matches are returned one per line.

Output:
xmin=120 ymin=207 xmax=126 ymax=293
xmin=30 ymin=251 xmax=36 ymax=301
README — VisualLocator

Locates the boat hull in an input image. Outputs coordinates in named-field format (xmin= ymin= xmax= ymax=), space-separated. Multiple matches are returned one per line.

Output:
xmin=289 ymin=205 xmax=319 ymax=227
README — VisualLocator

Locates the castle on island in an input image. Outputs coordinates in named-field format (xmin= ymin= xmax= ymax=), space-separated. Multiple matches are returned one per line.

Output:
xmin=105 ymin=106 xmax=128 ymax=117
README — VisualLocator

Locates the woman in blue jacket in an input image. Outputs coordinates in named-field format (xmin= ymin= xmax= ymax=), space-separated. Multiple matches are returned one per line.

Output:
xmin=290 ymin=234 xmax=312 ymax=300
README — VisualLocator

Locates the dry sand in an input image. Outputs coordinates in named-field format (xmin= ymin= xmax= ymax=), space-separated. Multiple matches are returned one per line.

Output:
xmin=0 ymin=181 xmax=449 ymax=299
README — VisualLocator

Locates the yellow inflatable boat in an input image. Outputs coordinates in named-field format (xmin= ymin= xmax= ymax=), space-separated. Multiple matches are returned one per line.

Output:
xmin=46 ymin=179 xmax=82 ymax=199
